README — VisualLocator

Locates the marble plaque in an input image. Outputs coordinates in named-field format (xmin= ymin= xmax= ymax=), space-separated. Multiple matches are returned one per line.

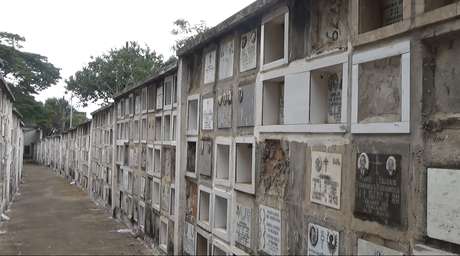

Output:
xmin=259 ymin=205 xmax=281 ymax=255
xmin=204 ymin=50 xmax=216 ymax=84
xmin=183 ymin=222 xmax=196 ymax=255
xmin=427 ymin=168 xmax=460 ymax=245
xmin=235 ymin=204 xmax=252 ymax=248
xmin=240 ymin=30 xmax=257 ymax=72
xmin=413 ymin=244 xmax=456 ymax=255
xmin=357 ymin=239 xmax=403 ymax=256
xmin=202 ymin=97 xmax=214 ymax=130
xmin=310 ymin=151 xmax=342 ymax=209
xmin=217 ymin=88 xmax=232 ymax=128
xmin=218 ymin=40 xmax=234 ymax=80
xmin=354 ymin=153 xmax=401 ymax=226
xmin=156 ymin=85 xmax=163 ymax=110
xmin=307 ymin=223 xmax=339 ymax=256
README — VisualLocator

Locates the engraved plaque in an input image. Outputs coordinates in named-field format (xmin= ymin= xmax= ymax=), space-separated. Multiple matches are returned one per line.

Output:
xmin=204 ymin=50 xmax=216 ymax=84
xmin=240 ymin=30 xmax=257 ymax=72
xmin=357 ymin=239 xmax=403 ymax=256
xmin=354 ymin=153 xmax=401 ymax=226
xmin=217 ymin=88 xmax=232 ymax=128
xmin=235 ymin=204 xmax=252 ymax=249
xmin=198 ymin=140 xmax=212 ymax=177
xmin=218 ymin=40 xmax=234 ymax=80
xmin=202 ymin=97 xmax=214 ymax=130
xmin=259 ymin=205 xmax=281 ymax=255
xmin=238 ymin=84 xmax=255 ymax=127
xmin=427 ymin=168 xmax=460 ymax=245
xmin=310 ymin=151 xmax=342 ymax=209
xmin=307 ymin=223 xmax=339 ymax=256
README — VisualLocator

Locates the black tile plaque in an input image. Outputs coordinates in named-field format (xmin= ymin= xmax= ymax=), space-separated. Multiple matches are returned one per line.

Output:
xmin=354 ymin=153 xmax=401 ymax=226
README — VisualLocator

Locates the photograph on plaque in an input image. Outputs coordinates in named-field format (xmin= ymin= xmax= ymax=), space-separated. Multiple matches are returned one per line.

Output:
xmin=235 ymin=204 xmax=252 ymax=249
xmin=357 ymin=239 xmax=403 ymax=256
xmin=354 ymin=153 xmax=402 ymax=226
xmin=204 ymin=50 xmax=216 ymax=84
xmin=202 ymin=97 xmax=214 ymax=130
xmin=259 ymin=205 xmax=281 ymax=255
xmin=307 ymin=223 xmax=339 ymax=256
xmin=240 ymin=29 xmax=257 ymax=72
xmin=310 ymin=151 xmax=342 ymax=209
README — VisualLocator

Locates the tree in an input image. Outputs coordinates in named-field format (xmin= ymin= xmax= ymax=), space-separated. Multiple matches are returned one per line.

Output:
xmin=0 ymin=32 xmax=61 ymax=95
xmin=66 ymin=41 xmax=164 ymax=103
xmin=171 ymin=19 xmax=209 ymax=52
xmin=40 ymin=97 xmax=87 ymax=135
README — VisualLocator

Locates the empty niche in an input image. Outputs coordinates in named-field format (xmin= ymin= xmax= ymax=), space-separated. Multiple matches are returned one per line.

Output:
xmin=310 ymin=64 xmax=343 ymax=124
xmin=164 ymin=76 xmax=173 ymax=109
xmin=198 ymin=186 xmax=212 ymax=230
xmin=164 ymin=114 xmax=171 ymax=141
xmin=170 ymin=187 xmax=175 ymax=217
xmin=186 ymin=139 xmax=197 ymax=176
xmin=172 ymin=113 xmax=177 ymax=141
xmin=262 ymin=8 xmax=288 ymax=66
xmin=358 ymin=56 xmax=401 ymax=123
xmin=187 ymin=97 xmax=199 ymax=135
xmin=155 ymin=115 xmax=162 ymax=141
xmin=424 ymin=0 xmax=457 ymax=12
xmin=160 ymin=217 xmax=168 ymax=251
xmin=152 ymin=178 xmax=160 ymax=210
xmin=154 ymin=146 xmax=161 ymax=176
xmin=196 ymin=231 xmax=210 ymax=255
xmin=213 ymin=191 xmax=231 ymax=241
xmin=215 ymin=139 xmax=231 ymax=186
xmin=212 ymin=239 xmax=230 ymax=256
xmin=148 ymin=86 xmax=156 ymax=110
xmin=141 ymin=118 xmax=147 ymax=141
xmin=234 ymin=138 xmax=255 ymax=194
xmin=359 ymin=0 xmax=403 ymax=34
xmin=147 ymin=147 xmax=154 ymax=175
xmin=262 ymin=77 xmax=284 ymax=125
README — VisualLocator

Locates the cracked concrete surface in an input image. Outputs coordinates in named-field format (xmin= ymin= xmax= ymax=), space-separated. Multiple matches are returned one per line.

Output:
xmin=0 ymin=164 xmax=152 ymax=255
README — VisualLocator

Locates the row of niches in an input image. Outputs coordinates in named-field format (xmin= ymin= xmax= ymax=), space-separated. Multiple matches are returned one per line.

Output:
xmin=116 ymin=112 xmax=177 ymax=143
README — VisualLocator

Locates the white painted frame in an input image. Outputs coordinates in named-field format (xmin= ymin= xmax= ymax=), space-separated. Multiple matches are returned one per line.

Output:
xmin=163 ymin=112 xmax=172 ymax=142
xmin=197 ymin=185 xmax=213 ymax=232
xmin=185 ymin=137 xmax=198 ymax=179
xmin=233 ymin=136 xmax=256 ymax=195
xmin=212 ymin=188 xmax=232 ymax=242
xmin=260 ymin=6 xmax=289 ymax=71
xmin=153 ymin=145 xmax=161 ymax=178
xmin=212 ymin=238 xmax=231 ymax=256
xmin=159 ymin=216 xmax=169 ymax=252
xmin=154 ymin=112 xmax=163 ymax=144
xmin=140 ymin=117 xmax=148 ymax=144
xmin=164 ymin=75 xmax=174 ymax=111
xmin=171 ymin=111 xmax=177 ymax=144
xmin=152 ymin=177 xmax=161 ymax=211
xmin=214 ymin=137 xmax=233 ymax=188
xmin=351 ymin=40 xmax=410 ymax=134
xmin=187 ymin=94 xmax=200 ymax=136
xmin=147 ymin=145 xmax=154 ymax=176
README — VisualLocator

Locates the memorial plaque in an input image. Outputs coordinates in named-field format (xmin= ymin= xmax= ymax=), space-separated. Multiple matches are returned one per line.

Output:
xmin=156 ymin=85 xmax=163 ymax=110
xmin=354 ymin=153 xmax=401 ymax=226
xmin=238 ymin=84 xmax=255 ymax=127
xmin=259 ymin=205 xmax=281 ymax=255
xmin=204 ymin=50 xmax=216 ymax=84
xmin=202 ymin=97 xmax=214 ymax=130
xmin=235 ymin=204 xmax=252 ymax=249
xmin=217 ymin=88 xmax=232 ymax=128
xmin=357 ymin=239 xmax=403 ymax=256
xmin=427 ymin=168 xmax=460 ymax=245
xmin=310 ymin=151 xmax=342 ymax=209
xmin=240 ymin=30 xmax=257 ymax=72
xmin=183 ymin=222 xmax=196 ymax=255
xmin=218 ymin=40 xmax=234 ymax=80
xmin=307 ymin=223 xmax=339 ymax=256
xmin=198 ymin=140 xmax=212 ymax=177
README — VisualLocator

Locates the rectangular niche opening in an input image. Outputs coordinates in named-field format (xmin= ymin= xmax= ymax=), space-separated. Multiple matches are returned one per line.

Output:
xmin=160 ymin=219 xmax=168 ymax=251
xmin=154 ymin=147 xmax=161 ymax=176
xmin=235 ymin=142 xmax=253 ymax=186
xmin=172 ymin=114 xmax=177 ymax=141
xmin=213 ymin=194 xmax=228 ymax=233
xmin=359 ymin=0 xmax=403 ymax=34
xmin=152 ymin=179 xmax=160 ymax=210
xmin=425 ymin=0 xmax=456 ymax=12
xmin=164 ymin=114 xmax=171 ymax=141
xmin=262 ymin=77 xmax=284 ymax=125
xmin=357 ymin=55 xmax=402 ymax=124
xmin=187 ymin=141 xmax=197 ymax=174
xmin=155 ymin=115 xmax=162 ymax=141
xmin=263 ymin=13 xmax=286 ymax=65
xmin=196 ymin=232 xmax=209 ymax=255
xmin=216 ymin=144 xmax=230 ymax=181
xmin=141 ymin=118 xmax=147 ymax=141
xmin=310 ymin=64 xmax=343 ymax=124
xmin=170 ymin=187 xmax=175 ymax=216
xmin=187 ymin=98 xmax=199 ymax=135
xmin=147 ymin=147 xmax=154 ymax=175
xmin=164 ymin=76 xmax=173 ymax=108
xmin=198 ymin=188 xmax=211 ymax=227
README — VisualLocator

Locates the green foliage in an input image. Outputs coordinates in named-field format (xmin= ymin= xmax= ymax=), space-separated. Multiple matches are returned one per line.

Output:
xmin=0 ymin=32 xmax=61 ymax=94
xmin=41 ymin=97 xmax=87 ymax=135
xmin=171 ymin=19 xmax=209 ymax=52
xmin=66 ymin=41 xmax=164 ymax=103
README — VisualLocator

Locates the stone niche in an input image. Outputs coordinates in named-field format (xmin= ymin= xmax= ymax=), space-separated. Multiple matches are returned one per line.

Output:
xmin=309 ymin=0 xmax=348 ymax=55
xmin=185 ymin=180 xmax=197 ymax=223
xmin=197 ymin=139 xmax=212 ymax=177
xmin=357 ymin=239 xmax=403 ymax=255
xmin=358 ymin=56 xmax=402 ymax=123
xmin=237 ymin=84 xmax=255 ymax=127
xmin=217 ymin=87 xmax=232 ymax=128
xmin=358 ymin=0 xmax=404 ymax=34
xmin=258 ymin=140 xmax=290 ymax=198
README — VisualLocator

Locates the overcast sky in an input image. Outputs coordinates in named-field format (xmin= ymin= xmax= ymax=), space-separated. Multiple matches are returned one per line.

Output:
xmin=2 ymin=0 xmax=253 ymax=117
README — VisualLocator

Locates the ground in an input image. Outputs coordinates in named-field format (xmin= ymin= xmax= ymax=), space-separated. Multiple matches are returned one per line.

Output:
xmin=0 ymin=164 xmax=152 ymax=255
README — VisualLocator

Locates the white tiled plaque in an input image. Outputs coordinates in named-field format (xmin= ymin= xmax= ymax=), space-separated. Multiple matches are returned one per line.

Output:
xmin=357 ymin=239 xmax=403 ymax=256
xmin=310 ymin=151 xmax=342 ymax=209
xmin=259 ymin=205 xmax=281 ymax=255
